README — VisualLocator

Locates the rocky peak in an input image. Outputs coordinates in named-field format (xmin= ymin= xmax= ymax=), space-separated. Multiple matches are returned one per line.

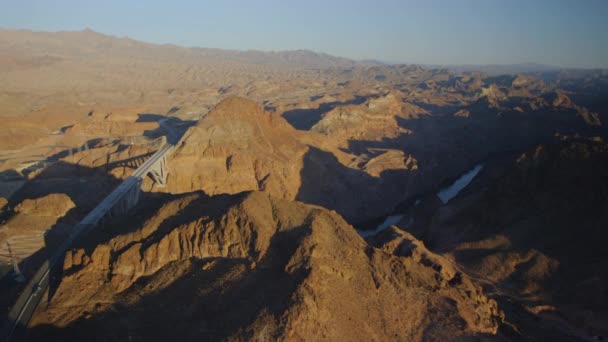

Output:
xmin=30 ymin=191 xmax=502 ymax=340
xmin=167 ymin=97 xmax=307 ymax=199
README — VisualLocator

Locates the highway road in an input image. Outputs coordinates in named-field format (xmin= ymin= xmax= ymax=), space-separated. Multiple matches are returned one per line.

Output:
xmin=0 ymin=120 xmax=178 ymax=342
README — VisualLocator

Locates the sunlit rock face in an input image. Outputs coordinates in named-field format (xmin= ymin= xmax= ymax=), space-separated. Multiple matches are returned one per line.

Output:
xmin=165 ymin=96 xmax=308 ymax=199
xmin=0 ymin=193 xmax=75 ymax=243
xmin=29 ymin=191 xmax=502 ymax=341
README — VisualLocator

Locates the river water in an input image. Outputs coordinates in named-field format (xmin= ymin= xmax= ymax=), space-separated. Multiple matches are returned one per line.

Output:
xmin=437 ymin=164 xmax=483 ymax=204
xmin=358 ymin=163 xmax=484 ymax=238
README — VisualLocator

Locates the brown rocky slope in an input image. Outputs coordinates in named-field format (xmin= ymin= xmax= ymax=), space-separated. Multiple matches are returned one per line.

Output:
xmin=165 ymin=96 xmax=307 ymax=199
xmin=164 ymin=96 xmax=415 ymax=225
xmin=406 ymin=138 xmax=608 ymax=339
xmin=28 ymin=191 xmax=502 ymax=341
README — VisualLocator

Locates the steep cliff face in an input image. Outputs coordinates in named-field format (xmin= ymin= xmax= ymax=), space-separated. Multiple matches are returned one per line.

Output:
xmin=29 ymin=191 xmax=502 ymax=341
xmin=166 ymin=97 xmax=308 ymax=200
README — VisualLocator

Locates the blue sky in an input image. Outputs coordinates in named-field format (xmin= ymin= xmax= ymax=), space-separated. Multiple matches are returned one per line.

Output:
xmin=1 ymin=0 xmax=607 ymax=68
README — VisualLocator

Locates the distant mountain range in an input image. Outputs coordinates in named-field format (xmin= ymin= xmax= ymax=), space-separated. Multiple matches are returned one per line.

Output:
xmin=3 ymin=28 xmax=606 ymax=74
xmin=429 ymin=63 xmax=558 ymax=74
xmin=0 ymin=28 xmax=359 ymax=69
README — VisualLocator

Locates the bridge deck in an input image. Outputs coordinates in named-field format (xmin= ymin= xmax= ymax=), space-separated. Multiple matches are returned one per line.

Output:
xmin=1 ymin=141 xmax=174 ymax=342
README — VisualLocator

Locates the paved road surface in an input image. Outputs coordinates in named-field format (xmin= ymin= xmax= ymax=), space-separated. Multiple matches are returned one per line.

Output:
xmin=0 ymin=125 xmax=176 ymax=342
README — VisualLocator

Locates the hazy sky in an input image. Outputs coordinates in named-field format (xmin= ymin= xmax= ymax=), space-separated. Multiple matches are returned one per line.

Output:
xmin=2 ymin=0 xmax=607 ymax=68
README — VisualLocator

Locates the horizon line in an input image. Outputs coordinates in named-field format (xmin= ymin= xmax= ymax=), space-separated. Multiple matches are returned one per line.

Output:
xmin=1 ymin=26 xmax=606 ymax=71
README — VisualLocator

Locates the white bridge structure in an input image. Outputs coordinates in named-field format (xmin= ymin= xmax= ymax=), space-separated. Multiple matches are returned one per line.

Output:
xmin=1 ymin=133 xmax=175 ymax=341
xmin=84 ymin=142 xmax=171 ymax=223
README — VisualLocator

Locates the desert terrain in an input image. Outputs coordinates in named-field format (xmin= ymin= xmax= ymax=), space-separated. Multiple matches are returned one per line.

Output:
xmin=0 ymin=29 xmax=607 ymax=341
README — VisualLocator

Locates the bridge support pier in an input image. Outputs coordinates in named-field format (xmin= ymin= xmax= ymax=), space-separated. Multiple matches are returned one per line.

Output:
xmin=148 ymin=154 xmax=167 ymax=187
xmin=1 ymin=143 xmax=175 ymax=342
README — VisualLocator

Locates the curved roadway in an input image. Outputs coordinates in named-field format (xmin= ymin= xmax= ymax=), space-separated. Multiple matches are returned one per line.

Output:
xmin=1 ymin=119 xmax=178 ymax=342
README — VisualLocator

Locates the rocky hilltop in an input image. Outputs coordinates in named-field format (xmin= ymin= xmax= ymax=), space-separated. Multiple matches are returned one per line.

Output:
xmin=164 ymin=96 xmax=423 ymax=224
xmin=29 ymin=191 xmax=502 ymax=341
xmin=166 ymin=97 xmax=307 ymax=199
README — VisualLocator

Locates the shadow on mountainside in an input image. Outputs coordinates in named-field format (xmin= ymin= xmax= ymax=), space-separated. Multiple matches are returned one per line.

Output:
xmin=0 ymin=160 xmax=123 ymax=336
xmin=8 ymin=162 xmax=121 ymax=214
xmin=281 ymin=96 xmax=370 ymax=130
xmin=296 ymin=146 xmax=419 ymax=227
xmin=0 ymin=142 xmax=183 ymax=329
xmin=343 ymin=103 xmax=607 ymax=213
xmin=136 ymin=113 xmax=197 ymax=144
xmin=17 ymin=138 xmax=121 ymax=180
xmin=410 ymin=139 xmax=608 ymax=338
xmin=294 ymin=100 xmax=606 ymax=227
xmin=25 ymin=192 xmax=313 ymax=342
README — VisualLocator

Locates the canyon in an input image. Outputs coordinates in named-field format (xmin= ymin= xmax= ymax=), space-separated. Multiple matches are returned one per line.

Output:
xmin=0 ymin=29 xmax=607 ymax=341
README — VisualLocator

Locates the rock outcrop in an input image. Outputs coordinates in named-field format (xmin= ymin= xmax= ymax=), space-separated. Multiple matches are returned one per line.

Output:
xmin=29 ymin=191 xmax=502 ymax=341
xmin=311 ymin=91 xmax=426 ymax=142
xmin=166 ymin=97 xmax=308 ymax=199
xmin=13 ymin=193 xmax=75 ymax=217
xmin=0 ymin=193 xmax=75 ymax=242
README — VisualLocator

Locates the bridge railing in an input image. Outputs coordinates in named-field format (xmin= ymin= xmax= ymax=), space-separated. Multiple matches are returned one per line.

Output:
xmin=1 ymin=139 xmax=175 ymax=341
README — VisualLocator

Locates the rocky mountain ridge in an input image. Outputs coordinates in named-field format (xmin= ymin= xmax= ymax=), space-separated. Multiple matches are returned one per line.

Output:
xmin=28 ymin=191 xmax=502 ymax=341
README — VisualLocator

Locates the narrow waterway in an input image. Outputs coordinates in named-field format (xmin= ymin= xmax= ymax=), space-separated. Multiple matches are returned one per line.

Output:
xmin=358 ymin=163 xmax=484 ymax=238
xmin=437 ymin=164 xmax=483 ymax=204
